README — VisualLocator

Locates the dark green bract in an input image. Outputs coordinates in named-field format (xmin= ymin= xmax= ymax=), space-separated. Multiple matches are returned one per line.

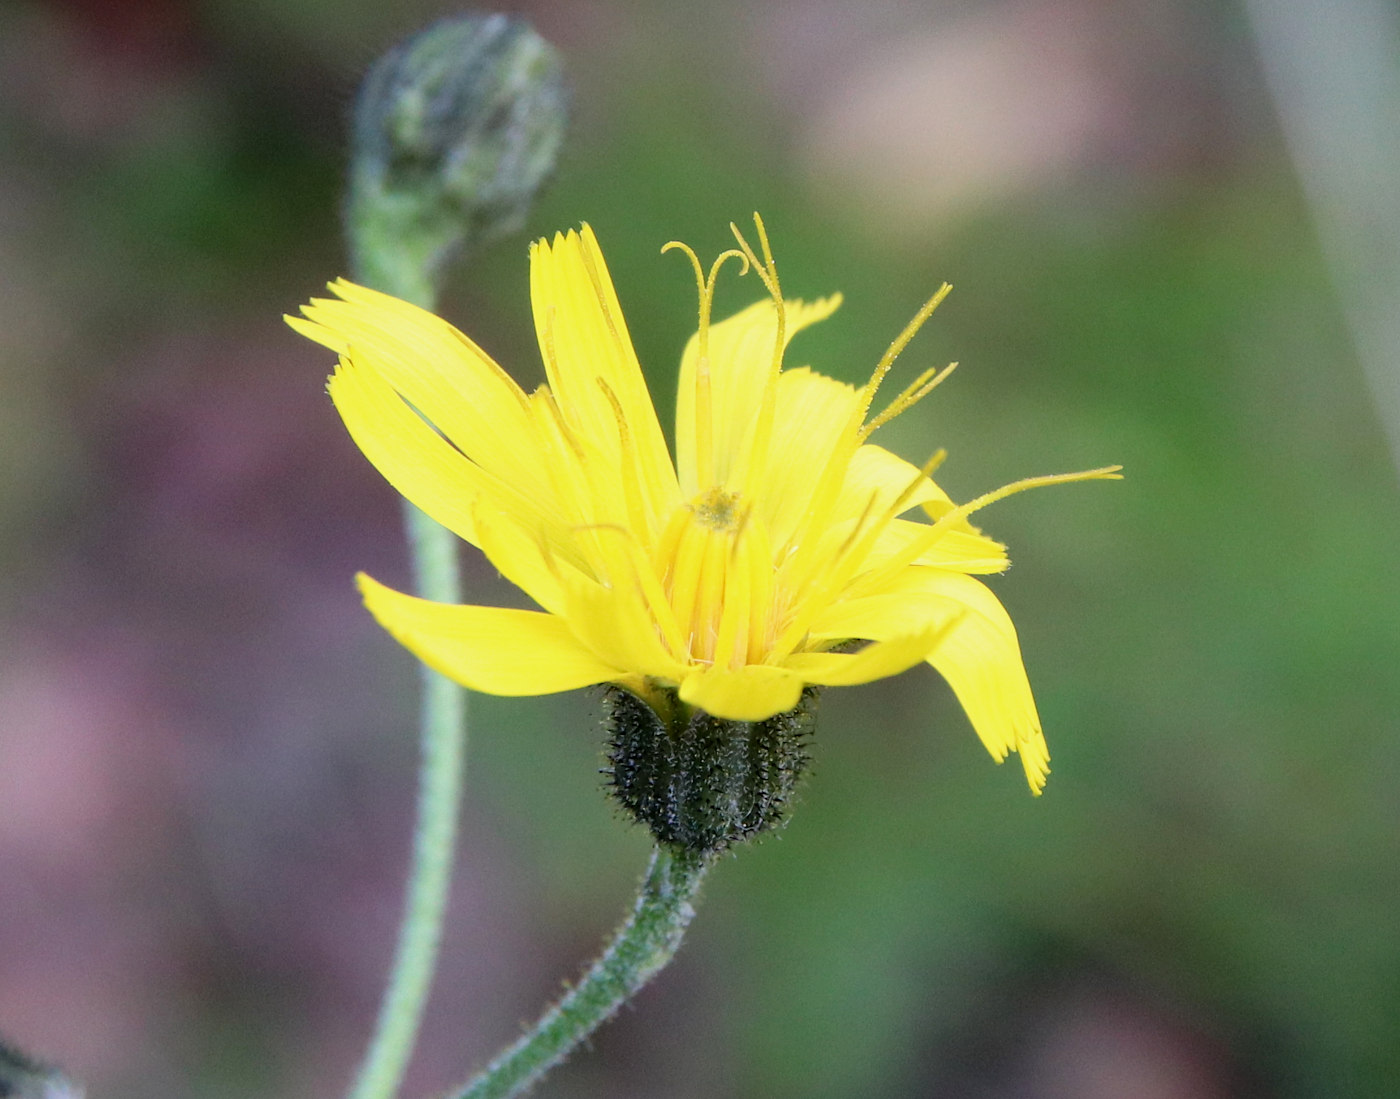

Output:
xmin=603 ymin=685 xmax=818 ymax=854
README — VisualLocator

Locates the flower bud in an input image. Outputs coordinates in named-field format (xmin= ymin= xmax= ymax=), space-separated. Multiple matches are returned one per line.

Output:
xmin=603 ymin=686 xmax=818 ymax=854
xmin=0 ymin=1036 xmax=83 ymax=1099
xmin=347 ymin=14 xmax=568 ymax=299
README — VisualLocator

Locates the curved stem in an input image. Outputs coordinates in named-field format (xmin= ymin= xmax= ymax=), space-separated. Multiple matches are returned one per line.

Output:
xmin=346 ymin=505 xmax=467 ymax=1099
xmin=449 ymin=845 xmax=711 ymax=1099
xmin=345 ymin=247 xmax=469 ymax=1099
xmin=336 ymin=17 xmax=566 ymax=1096
xmin=345 ymin=511 xmax=468 ymax=1099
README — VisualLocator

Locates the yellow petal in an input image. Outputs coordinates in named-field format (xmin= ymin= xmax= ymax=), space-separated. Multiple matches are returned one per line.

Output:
xmin=841 ymin=443 xmax=949 ymax=515
xmin=522 ymin=386 xmax=615 ymax=537
xmin=676 ymin=296 xmax=842 ymax=496
xmin=870 ymin=518 xmax=1009 ymax=575
xmin=810 ymin=568 xmax=1048 ymax=792
xmin=358 ymin=573 xmax=623 ymax=695
xmin=530 ymin=227 xmax=677 ymax=531
xmin=841 ymin=444 xmax=996 ymax=541
xmin=750 ymin=367 xmax=865 ymax=547
xmin=679 ymin=663 xmax=805 ymax=722
xmin=292 ymin=281 xmax=549 ymax=502
xmin=327 ymin=357 xmax=495 ymax=546
xmin=557 ymin=568 xmax=688 ymax=684
xmin=469 ymin=503 xmax=571 ymax=618
xmin=783 ymin=621 xmax=955 ymax=686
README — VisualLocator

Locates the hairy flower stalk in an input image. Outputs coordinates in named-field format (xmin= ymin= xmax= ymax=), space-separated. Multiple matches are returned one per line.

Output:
xmin=450 ymin=844 xmax=709 ymax=1099
xmin=292 ymin=216 xmax=1118 ymax=797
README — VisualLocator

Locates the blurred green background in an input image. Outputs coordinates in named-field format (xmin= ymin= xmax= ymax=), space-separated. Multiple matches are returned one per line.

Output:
xmin=1 ymin=1 xmax=1398 ymax=1097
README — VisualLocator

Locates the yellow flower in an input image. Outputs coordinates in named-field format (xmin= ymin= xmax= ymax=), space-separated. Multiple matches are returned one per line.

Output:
xmin=290 ymin=218 xmax=1118 ymax=793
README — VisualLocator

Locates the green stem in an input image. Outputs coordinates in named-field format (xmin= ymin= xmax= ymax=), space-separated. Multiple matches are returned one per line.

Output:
xmin=449 ymin=845 xmax=711 ymax=1099
xmin=344 ymin=252 xmax=469 ymax=1099
xmin=336 ymin=17 xmax=566 ymax=1098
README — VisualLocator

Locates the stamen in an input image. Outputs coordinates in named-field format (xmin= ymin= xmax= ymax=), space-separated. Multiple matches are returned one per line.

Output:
xmin=693 ymin=527 xmax=730 ymax=662
xmin=772 ymin=284 xmax=952 ymax=579
xmin=776 ymin=285 xmax=954 ymax=579
xmin=863 ymin=362 xmax=958 ymax=438
xmin=729 ymin=214 xmax=794 ymax=500
xmin=665 ymin=241 xmax=749 ymax=490
xmin=661 ymin=241 xmax=708 ymax=305
xmin=534 ymin=386 xmax=586 ymax=464
xmin=666 ymin=509 xmax=708 ymax=658
xmin=833 ymin=450 xmax=945 ymax=578
xmin=579 ymin=231 xmax=623 ymax=337
xmin=596 ymin=376 xmax=652 ymax=541
xmin=711 ymin=503 xmax=754 ymax=670
xmin=728 ymin=214 xmax=786 ymax=378
xmin=531 ymin=387 xmax=594 ymax=537
xmin=447 ymin=328 xmax=534 ymax=411
xmin=832 ymin=489 xmax=884 ymax=569
xmin=856 ymin=466 xmax=1125 ymax=596
xmin=771 ymin=429 xmax=863 ymax=588
xmin=585 ymin=523 xmax=688 ymax=657
xmin=538 ymin=304 xmax=563 ymax=393
xmin=770 ymin=450 xmax=947 ymax=659
xmin=729 ymin=213 xmax=782 ymax=302
xmin=691 ymin=487 xmax=742 ymax=531
xmin=890 ymin=449 xmax=948 ymax=512
xmin=856 ymin=283 xmax=952 ymax=422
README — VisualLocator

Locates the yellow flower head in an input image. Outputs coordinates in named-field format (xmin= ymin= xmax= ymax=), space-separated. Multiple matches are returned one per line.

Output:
xmin=290 ymin=217 xmax=1118 ymax=793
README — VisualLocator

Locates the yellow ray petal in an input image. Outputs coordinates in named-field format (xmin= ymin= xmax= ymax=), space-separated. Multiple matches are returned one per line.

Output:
xmin=870 ymin=518 xmax=1009 ymax=575
xmin=783 ymin=620 xmax=956 ymax=686
xmin=530 ymin=227 xmax=677 ymax=530
xmin=327 ymin=357 xmax=509 ymax=547
xmin=675 ymin=297 xmax=842 ymax=496
xmin=557 ymin=568 xmax=688 ymax=684
xmin=748 ymin=367 xmax=865 ymax=547
xmin=522 ymin=386 xmax=625 ymax=555
xmin=469 ymin=503 xmax=572 ymax=619
xmin=358 ymin=574 xmax=623 ymax=696
xmin=679 ymin=663 xmax=805 ymax=722
xmin=841 ymin=444 xmax=952 ymax=519
xmin=810 ymin=568 xmax=1048 ymax=792
xmin=292 ymin=281 xmax=548 ymax=500
xmin=851 ymin=466 xmax=1123 ymax=600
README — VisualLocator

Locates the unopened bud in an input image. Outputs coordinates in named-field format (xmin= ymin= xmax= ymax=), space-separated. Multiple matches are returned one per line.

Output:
xmin=0 ymin=1036 xmax=84 ymax=1099
xmin=347 ymin=13 xmax=568 ymax=301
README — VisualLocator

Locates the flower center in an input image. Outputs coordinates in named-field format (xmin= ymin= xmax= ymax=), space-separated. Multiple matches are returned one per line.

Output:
xmin=656 ymin=486 xmax=755 ymax=665
xmin=690 ymin=486 xmax=741 ymax=532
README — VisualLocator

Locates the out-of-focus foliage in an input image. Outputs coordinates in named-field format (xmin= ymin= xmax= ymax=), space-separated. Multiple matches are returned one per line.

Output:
xmin=1 ymin=2 xmax=1397 ymax=1098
